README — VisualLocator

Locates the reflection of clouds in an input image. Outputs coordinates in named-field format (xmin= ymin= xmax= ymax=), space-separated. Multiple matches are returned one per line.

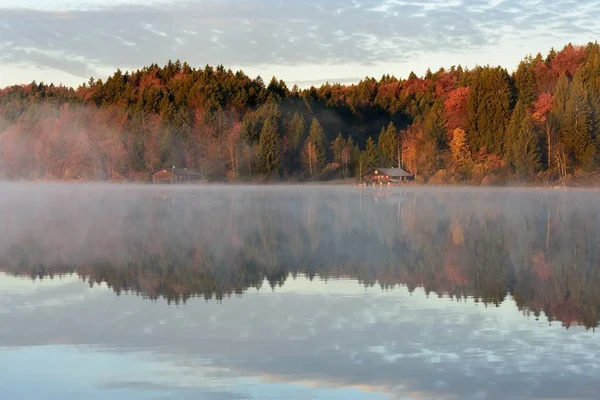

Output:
xmin=0 ymin=345 xmax=252 ymax=400
xmin=1 ymin=275 xmax=599 ymax=399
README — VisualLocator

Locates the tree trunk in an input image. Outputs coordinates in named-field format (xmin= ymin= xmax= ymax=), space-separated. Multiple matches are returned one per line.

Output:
xmin=546 ymin=122 xmax=551 ymax=170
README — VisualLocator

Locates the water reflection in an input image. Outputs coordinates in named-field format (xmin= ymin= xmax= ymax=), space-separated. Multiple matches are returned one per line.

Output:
xmin=1 ymin=184 xmax=598 ymax=329
xmin=1 ymin=274 xmax=599 ymax=400
xmin=1 ymin=184 xmax=600 ymax=399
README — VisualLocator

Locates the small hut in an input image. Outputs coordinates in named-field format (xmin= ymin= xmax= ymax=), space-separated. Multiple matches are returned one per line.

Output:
xmin=362 ymin=168 xmax=414 ymax=185
xmin=152 ymin=167 xmax=203 ymax=184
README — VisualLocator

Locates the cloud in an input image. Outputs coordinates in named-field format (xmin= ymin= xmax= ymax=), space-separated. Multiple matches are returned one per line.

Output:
xmin=1 ymin=0 xmax=599 ymax=86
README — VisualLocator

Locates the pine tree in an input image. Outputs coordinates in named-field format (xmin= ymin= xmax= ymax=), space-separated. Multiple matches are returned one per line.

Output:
xmin=505 ymin=99 xmax=527 ymax=165
xmin=241 ymin=112 xmax=259 ymax=144
xmin=258 ymin=116 xmax=281 ymax=176
xmin=308 ymin=117 xmax=327 ymax=172
xmin=552 ymin=74 xmax=570 ymax=129
xmin=513 ymin=114 xmax=541 ymax=177
xmin=364 ymin=136 xmax=380 ymax=170
xmin=286 ymin=112 xmax=305 ymax=151
xmin=466 ymin=67 xmax=512 ymax=155
xmin=423 ymin=100 xmax=447 ymax=150
xmin=332 ymin=133 xmax=346 ymax=165
xmin=565 ymin=72 xmax=595 ymax=169
xmin=514 ymin=60 xmax=538 ymax=106
xmin=378 ymin=122 xmax=399 ymax=167
xmin=351 ymin=141 xmax=364 ymax=178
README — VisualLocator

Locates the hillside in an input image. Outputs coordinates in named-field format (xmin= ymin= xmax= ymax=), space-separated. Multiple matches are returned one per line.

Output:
xmin=1 ymin=42 xmax=599 ymax=184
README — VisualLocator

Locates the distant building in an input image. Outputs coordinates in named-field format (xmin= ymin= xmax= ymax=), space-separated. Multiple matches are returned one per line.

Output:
xmin=152 ymin=167 xmax=204 ymax=184
xmin=362 ymin=168 xmax=414 ymax=184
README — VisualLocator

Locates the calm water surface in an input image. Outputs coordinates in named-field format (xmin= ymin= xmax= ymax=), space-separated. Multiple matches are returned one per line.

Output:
xmin=1 ymin=184 xmax=599 ymax=400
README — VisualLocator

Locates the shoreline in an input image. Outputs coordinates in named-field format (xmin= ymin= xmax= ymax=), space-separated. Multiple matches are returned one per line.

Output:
xmin=1 ymin=179 xmax=599 ymax=190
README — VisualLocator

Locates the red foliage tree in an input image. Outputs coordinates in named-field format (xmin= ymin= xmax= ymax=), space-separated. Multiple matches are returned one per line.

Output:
xmin=532 ymin=92 xmax=554 ymax=168
xmin=444 ymin=87 xmax=470 ymax=135
xmin=551 ymin=44 xmax=585 ymax=77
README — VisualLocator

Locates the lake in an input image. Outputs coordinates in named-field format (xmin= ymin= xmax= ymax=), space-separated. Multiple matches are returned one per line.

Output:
xmin=1 ymin=183 xmax=599 ymax=400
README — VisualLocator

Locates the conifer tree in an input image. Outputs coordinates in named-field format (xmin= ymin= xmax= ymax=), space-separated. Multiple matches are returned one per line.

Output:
xmin=332 ymin=133 xmax=346 ymax=165
xmin=506 ymin=99 xmax=527 ymax=165
xmin=514 ymin=60 xmax=538 ymax=106
xmin=364 ymin=136 xmax=380 ymax=170
xmin=286 ymin=112 xmax=306 ymax=151
xmin=513 ymin=114 xmax=541 ymax=177
xmin=241 ymin=112 xmax=260 ymax=144
xmin=466 ymin=67 xmax=512 ymax=155
xmin=308 ymin=117 xmax=327 ymax=173
xmin=565 ymin=72 xmax=595 ymax=168
xmin=378 ymin=122 xmax=399 ymax=167
xmin=258 ymin=116 xmax=281 ymax=176
xmin=423 ymin=100 xmax=447 ymax=150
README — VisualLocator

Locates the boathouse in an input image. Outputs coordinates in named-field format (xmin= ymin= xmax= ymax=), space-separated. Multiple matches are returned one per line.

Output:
xmin=362 ymin=168 xmax=414 ymax=184
xmin=152 ymin=167 xmax=203 ymax=183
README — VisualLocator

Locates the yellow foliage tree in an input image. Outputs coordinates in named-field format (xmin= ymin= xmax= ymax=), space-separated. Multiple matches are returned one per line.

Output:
xmin=449 ymin=128 xmax=471 ymax=167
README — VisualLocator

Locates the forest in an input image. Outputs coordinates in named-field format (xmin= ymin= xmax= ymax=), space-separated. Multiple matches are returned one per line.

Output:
xmin=1 ymin=42 xmax=599 ymax=184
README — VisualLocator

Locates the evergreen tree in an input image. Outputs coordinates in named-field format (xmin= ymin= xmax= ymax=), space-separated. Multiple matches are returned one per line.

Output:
xmin=332 ymin=133 xmax=346 ymax=165
xmin=286 ymin=112 xmax=306 ymax=151
xmin=258 ymin=116 xmax=281 ymax=176
xmin=308 ymin=117 xmax=327 ymax=172
xmin=364 ymin=136 xmax=380 ymax=170
xmin=378 ymin=122 xmax=399 ymax=167
xmin=423 ymin=100 xmax=447 ymax=150
xmin=514 ymin=60 xmax=538 ymax=106
xmin=466 ymin=67 xmax=512 ymax=155
xmin=565 ymin=72 xmax=595 ymax=169
xmin=505 ymin=99 xmax=527 ymax=165
xmin=513 ymin=114 xmax=541 ymax=177
xmin=552 ymin=74 xmax=570 ymax=126
xmin=241 ymin=112 xmax=259 ymax=144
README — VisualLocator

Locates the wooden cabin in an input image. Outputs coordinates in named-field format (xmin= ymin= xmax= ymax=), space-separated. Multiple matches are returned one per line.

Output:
xmin=362 ymin=168 xmax=414 ymax=185
xmin=152 ymin=167 xmax=203 ymax=184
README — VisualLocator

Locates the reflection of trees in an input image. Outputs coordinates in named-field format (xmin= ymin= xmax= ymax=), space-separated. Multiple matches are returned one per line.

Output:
xmin=1 ymin=187 xmax=599 ymax=329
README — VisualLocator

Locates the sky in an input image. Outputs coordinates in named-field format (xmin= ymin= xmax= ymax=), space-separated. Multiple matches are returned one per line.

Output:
xmin=1 ymin=0 xmax=600 ymax=88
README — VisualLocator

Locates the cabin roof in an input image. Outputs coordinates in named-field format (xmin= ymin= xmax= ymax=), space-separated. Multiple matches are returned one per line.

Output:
xmin=363 ymin=168 xmax=413 ymax=177
xmin=152 ymin=167 xmax=202 ymax=177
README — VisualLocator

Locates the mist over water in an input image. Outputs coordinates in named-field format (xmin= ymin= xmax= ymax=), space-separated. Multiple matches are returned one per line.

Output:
xmin=1 ymin=183 xmax=600 ymax=399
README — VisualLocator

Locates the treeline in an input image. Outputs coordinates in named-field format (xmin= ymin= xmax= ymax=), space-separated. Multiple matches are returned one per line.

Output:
xmin=1 ymin=42 xmax=600 ymax=183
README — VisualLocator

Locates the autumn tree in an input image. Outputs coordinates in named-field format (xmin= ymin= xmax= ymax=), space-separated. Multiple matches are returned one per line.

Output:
xmin=226 ymin=121 xmax=242 ymax=178
xmin=444 ymin=87 xmax=470 ymax=132
xmin=449 ymin=128 xmax=471 ymax=171
xmin=532 ymin=92 xmax=555 ymax=169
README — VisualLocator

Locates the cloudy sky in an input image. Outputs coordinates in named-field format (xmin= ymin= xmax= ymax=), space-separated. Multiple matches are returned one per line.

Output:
xmin=1 ymin=0 xmax=599 ymax=88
